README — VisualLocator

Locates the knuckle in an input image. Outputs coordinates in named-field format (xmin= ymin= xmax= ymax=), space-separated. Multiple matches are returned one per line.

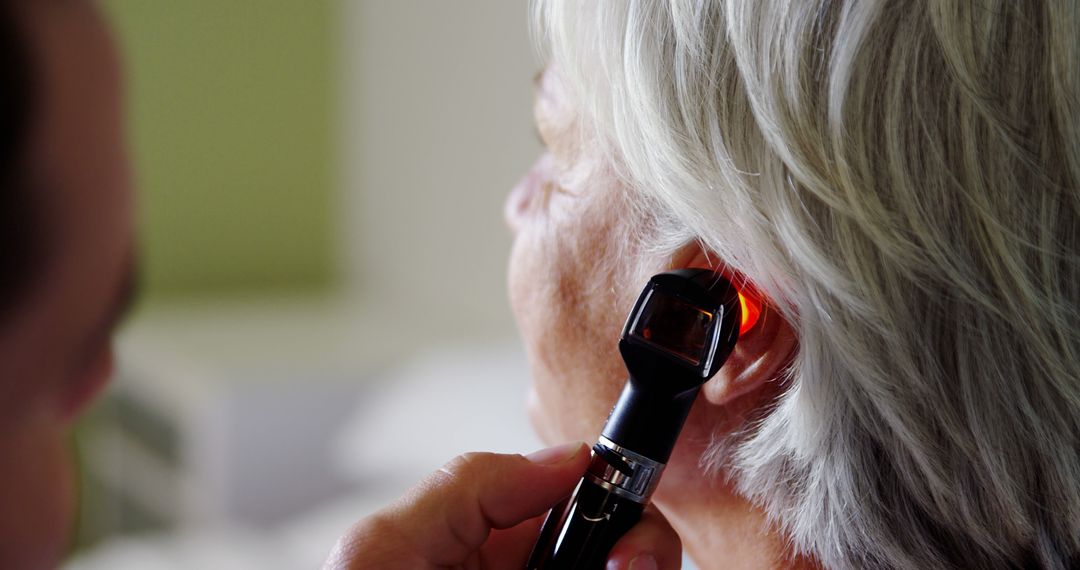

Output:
xmin=420 ymin=452 xmax=499 ymax=498
xmin=441 ymin=451 xmax=495 ymax=479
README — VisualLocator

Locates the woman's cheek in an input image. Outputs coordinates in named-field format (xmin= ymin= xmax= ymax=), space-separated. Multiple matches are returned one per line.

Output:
xmin=508 ymin=173 xmax=647 ymax=447
xmin=509 ymin=229 xmax=589 ymax=445
xmin=526 ymin=361 xmax=594 ymax=446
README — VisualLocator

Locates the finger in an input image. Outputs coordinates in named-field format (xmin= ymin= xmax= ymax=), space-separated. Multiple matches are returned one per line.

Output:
xmin=368 ymin=443 xmax=589 ymax=567
xmin=479 ymin=514 xmax=547 ymax=570
xmin=605 ymin=504 xmax=683 ymax=570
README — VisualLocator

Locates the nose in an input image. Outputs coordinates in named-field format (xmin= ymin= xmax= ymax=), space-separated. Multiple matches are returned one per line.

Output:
xmin=504 ymin=175 xmax=527 ymax=234
xmin=504 ymin=154 xmax=549 ymax=234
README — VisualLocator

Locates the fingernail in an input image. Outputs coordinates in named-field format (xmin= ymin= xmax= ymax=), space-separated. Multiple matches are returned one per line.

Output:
xmin=628 ymin=555 xmax=658 ymax=570
xmin=525 ymin=442 xmax=584 ymax=465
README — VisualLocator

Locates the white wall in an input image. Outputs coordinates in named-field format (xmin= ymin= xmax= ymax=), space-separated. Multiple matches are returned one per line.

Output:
xmin=342 ymin=1 xmax=542 ymax=340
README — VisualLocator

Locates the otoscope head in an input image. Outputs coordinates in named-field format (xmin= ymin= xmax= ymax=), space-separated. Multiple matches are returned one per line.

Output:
xmin=601 ymin=270 xmax=742 ymax=462
xmin=619 ymin=269 xmax=742 ymax=395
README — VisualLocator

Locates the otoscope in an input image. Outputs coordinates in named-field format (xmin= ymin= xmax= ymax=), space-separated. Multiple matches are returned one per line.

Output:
xmin=526 ymin=269 xmax=754 ymax=569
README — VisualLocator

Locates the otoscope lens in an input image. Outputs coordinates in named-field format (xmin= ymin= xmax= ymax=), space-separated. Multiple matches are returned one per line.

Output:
xmin=631 ymin=290 xmax=714 ymax=365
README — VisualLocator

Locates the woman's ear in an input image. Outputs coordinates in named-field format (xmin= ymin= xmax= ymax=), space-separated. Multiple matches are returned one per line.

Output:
xmin=671 ymin=247 xmax=798 ymax=407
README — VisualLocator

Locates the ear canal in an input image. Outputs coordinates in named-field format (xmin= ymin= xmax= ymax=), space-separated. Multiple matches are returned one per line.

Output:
xmin=737 ymin=290 xmax=762 ymax=335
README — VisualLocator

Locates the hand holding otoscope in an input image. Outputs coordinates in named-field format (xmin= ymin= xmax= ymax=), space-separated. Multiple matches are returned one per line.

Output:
xmin=324 ymin=270 xmax=757 ymax=570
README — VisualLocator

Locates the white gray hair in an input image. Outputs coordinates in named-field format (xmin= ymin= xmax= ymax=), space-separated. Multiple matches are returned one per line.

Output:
xmin=534 ymin=1 xmax=1080 ymax=568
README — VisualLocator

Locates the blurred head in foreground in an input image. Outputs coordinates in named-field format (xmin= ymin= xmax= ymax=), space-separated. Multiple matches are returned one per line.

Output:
xmin=0 ymin=2 xmax=132 ymax=568
xmin=507 ymin=1 xmax=1080 ymax=568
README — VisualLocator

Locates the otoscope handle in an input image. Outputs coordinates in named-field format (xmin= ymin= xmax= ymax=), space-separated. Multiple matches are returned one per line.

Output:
xmin=526 ymin=440 xmax=661 ymax=569
xmin=525 ymin=475 xmax=644 ymax=569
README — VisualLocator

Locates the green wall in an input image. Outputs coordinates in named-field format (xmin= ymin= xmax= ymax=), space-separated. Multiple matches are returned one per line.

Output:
xmin=104 ymin=1 xmax=339 ymax=299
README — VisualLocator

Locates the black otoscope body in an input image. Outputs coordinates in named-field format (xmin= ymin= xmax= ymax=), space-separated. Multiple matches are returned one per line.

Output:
xmin=527 ymin=269 xmax=743 ymax=569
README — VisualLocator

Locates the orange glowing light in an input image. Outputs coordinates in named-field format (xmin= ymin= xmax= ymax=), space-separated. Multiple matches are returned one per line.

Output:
xmin=737 ymin=290 xmax=762 ymax=335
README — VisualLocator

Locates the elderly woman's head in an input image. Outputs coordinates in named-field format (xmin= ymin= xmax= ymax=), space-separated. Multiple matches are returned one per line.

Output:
xmin=507 ymin=1 xmax=1080 ymax=568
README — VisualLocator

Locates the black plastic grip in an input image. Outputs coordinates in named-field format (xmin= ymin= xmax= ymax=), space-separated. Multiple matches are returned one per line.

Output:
xmin=600 ymin=381 xmax=700 ymax=464
xmin=526 ymin=477 xmax=645 ymax=569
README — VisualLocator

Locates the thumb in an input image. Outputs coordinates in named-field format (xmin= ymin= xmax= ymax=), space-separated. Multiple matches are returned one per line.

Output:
xmin=325 ymin=442 xmax=590 ymax=569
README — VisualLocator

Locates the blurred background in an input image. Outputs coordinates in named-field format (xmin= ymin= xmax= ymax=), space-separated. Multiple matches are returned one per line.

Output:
xmin=66 ymin=2 xmax=543 ymax=568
